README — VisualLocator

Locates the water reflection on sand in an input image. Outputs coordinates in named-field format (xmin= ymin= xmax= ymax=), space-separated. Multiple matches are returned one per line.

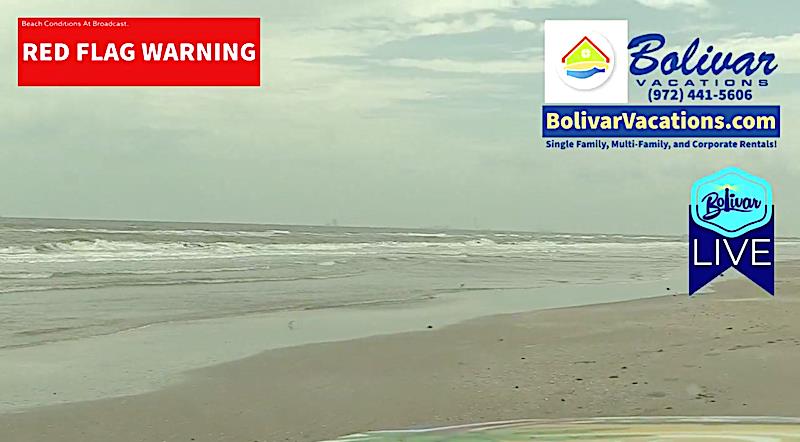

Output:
xmin=330 ymin=416 xmax=800 ymax=441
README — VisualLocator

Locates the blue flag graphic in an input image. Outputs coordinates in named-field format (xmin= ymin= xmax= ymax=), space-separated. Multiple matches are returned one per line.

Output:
xmin=688 ymin=167 xmax=774 ymax=296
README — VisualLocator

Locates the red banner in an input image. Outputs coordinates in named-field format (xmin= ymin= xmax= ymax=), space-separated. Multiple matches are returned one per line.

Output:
xmin=18 ymin=17 xmax=260 ymax=86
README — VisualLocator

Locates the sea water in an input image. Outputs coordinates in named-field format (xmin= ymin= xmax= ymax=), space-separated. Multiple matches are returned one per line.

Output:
xmin=1 ymin=217 xmax=798 ymax=411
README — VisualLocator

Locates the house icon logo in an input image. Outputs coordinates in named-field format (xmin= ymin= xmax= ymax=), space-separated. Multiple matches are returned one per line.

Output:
xmin=562 ymin=36 xmax=610 ymax=81
xmin=557 ymin=32 xmax=614 ymax=90
xmin=544 ymin=21 xmax=628 ymax=103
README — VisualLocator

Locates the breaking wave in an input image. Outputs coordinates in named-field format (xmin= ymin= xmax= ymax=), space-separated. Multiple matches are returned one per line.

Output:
xmin=0 ymin=237 xmax=687 ymax=264
xmin=4 ymin=227 xmax=293 ymax=238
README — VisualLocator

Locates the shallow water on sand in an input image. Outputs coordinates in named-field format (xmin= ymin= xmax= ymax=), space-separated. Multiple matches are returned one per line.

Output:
xmin=327 ymin=417 xmax=800 ymax=441
xmin=2 ymin=218 xmax=799 ymax=411
xmin=0 ymin=217 xmax=708 ymax=350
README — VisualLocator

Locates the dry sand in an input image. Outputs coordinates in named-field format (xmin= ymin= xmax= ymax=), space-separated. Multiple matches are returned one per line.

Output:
xmin=2 ymin=263 xmax=799 ymax=442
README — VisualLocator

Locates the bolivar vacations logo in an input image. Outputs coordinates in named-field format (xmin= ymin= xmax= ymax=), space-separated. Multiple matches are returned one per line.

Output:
xmin=544 ymin=20 xmax=628 ymax=103
xmin=689 ymin=167 xmax=774 ymax=296
xmin=558 ymin=34 xmax=614 ymax=90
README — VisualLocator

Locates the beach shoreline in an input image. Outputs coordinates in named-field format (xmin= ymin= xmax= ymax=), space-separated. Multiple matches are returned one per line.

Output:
xmin=2 ymin=262 xmax=799 ymax=441
xmin=0 ymin=262 xmax=686 ymax=415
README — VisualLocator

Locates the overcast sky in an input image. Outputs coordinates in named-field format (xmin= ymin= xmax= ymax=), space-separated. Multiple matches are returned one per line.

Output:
xmin=1 ymin=0 xmax=798 ymax=234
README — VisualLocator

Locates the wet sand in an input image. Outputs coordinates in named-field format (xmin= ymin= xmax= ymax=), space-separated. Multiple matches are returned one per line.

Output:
xmin=2 ymin=264 xmax=799 ymax=442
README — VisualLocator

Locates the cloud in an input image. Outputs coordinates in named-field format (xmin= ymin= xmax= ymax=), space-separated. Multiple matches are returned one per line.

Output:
xmin=268 ymin=6 xmax=547 ymax=98
xmin=384 ymin=56 xmax=542 ymax=74
xmin=264 ymin=7 xmax=545 ymax=106
xmin=260 ymin=52 xmax=513 ymax=114
xmin=273 ymin=13 xmax=539 ymax=61
xmin=338 ymin=0 xmax=596 ymax=22
xmin=412 ymin=13 xmax=538 ymax=36
xmin=272 ymin=0 xmax=592 ymax=60
xmin=713 ymin=33 xmax=800 ymax=73
xmin=635 ymin=0 xmax=710 ymax=9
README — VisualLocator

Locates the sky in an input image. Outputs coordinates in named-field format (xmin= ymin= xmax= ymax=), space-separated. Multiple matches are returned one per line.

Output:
xmin=1 ymin=0 xmax=798 ymax=234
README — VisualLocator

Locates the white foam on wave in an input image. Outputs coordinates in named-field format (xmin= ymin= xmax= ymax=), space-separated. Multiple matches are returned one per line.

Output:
xmin=0 ymin=272 xmax=54 ymax=280
xmin=0 ymin=236 xmax=693 ymax=265
xmin=2 ymin=227 xmax=293 ymax=238
xmin=378 ymin=232 xmax=453 ymax=238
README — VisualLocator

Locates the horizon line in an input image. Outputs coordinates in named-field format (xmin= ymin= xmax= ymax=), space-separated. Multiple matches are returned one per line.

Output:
xmin=0 ymin=214 xmax=689 ymax=238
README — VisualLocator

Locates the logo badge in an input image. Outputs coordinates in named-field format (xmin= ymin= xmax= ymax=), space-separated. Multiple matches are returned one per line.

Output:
xmin=558 ymin=33 xmax=614 ymax=90
xmin=690 ymin=167 xmax=772 ymax=238
xmin=544 ymin=20 xmax=628 ymax=104
xmin=689 ymin=167 xmax=774 ymax=296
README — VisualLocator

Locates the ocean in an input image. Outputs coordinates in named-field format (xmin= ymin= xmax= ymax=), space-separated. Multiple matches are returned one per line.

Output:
xmin=0 ymin=217 xmax=688 ymax=347
xmin=2 ymin=217 xmax=799 ymax=411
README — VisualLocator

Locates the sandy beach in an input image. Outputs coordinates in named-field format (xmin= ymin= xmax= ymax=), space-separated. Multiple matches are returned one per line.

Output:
xmin=1 ymin=261 xmax=798 ymax=442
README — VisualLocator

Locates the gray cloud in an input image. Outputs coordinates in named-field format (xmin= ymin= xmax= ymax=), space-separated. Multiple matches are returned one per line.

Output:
xmin=2 ymin=0 xmax=798 ymax=235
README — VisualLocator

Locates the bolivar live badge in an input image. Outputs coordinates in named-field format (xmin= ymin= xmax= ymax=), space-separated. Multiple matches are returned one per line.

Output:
xmin=689 ymin=167 xmax=774 ymax=295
